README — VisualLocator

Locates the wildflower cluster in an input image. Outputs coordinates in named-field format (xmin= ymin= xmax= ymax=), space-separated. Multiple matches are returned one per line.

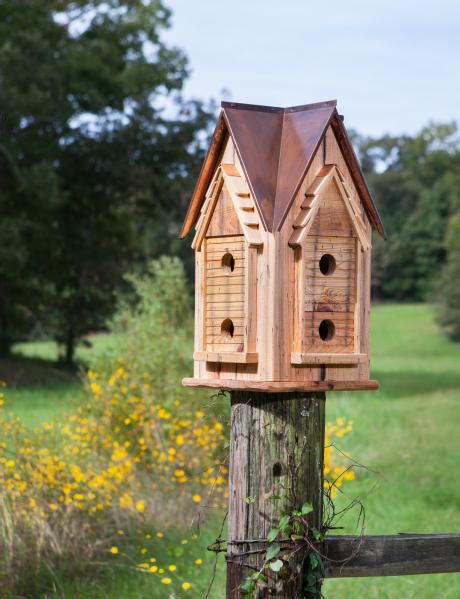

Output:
xmin=109 ymin=528 xmax=206 ymax=592
xmin=324 ymin=417 xmax=355 ymax=496
xmin=0 ymin=363 xmax=227 ymax=595
xmin=0 ymin=369 xmax=354 ymax=595
xmin=0 ymin=364 xmax=227 ymax=525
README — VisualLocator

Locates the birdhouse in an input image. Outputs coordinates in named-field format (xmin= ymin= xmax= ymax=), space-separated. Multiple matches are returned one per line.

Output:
xmin=181 ymin=100 xmax=385 ymax=392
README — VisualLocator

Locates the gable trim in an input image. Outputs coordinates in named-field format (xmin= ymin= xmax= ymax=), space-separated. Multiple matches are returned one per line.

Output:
xmin=192 ymin=163 xmax=263 ymax=251
xmin=288 ymin=164 xmax=371 ymax=251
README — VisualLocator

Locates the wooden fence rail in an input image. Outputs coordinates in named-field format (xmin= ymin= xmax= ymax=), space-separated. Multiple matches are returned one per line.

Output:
xmin=323 ymin=534 xmax=460 ymax=578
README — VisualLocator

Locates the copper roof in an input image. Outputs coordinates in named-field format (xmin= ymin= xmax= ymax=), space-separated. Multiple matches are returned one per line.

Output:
xmin=180 ymin=101 xmax=386 ymax=238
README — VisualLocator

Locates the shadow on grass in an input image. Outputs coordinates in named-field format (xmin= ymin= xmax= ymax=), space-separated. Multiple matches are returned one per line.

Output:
xmin=372 ymin=370 xmax=460 ymax=399
xmin=0 ymin=354 xmax=79 ymax=387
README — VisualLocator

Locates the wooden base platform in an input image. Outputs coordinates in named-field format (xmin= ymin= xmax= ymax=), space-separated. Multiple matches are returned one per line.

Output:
xmin=182 ymin=378 xmax=379 ymax=393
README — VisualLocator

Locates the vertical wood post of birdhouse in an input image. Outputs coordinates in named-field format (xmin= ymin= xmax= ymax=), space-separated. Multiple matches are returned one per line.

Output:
xmin=226 ymin=391 xmax=326 ymax=598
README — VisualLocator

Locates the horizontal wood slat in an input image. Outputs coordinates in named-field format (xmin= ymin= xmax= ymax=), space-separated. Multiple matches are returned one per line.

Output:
xmin=206 ymin=250 xmax=245 ymax=260
xmin=291 ymin=353 xmax=366 ymax=365
xmin=194 ymin=351 xmax=258 ymax=364
xmin=323 ymin=534 xmax=460 ymax=578
xmin=206 ymin=236 xmax=245 ymax=247
xmin=206 ymin=284 xmax=245 ymax=294
xmin=183 ymin=378 xmax=380 ymax=392
xmin=206 ymin=293 xmax=245 ymax=303
xmin=206 ymin=276 xmax=245 ymax=287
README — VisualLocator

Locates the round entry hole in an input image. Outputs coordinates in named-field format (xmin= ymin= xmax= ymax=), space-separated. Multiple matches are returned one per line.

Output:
xmin=319 ymin=319 xmax=335 ymax=341
xmin=221 ymin=252 xmax=235 ymax=273
xmin=221 ymin=318 xmax=234 ymax=338
xmin=319 ymin=254 xmax=336 ymax=275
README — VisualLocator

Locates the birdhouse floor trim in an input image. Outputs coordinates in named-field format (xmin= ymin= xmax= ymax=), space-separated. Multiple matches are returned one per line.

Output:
xmin=291 ymin=353 xmax=367 ymax=365
xmin=193 ymin=351 xmax=259 ymax=364
xmin=182 ymin=378 xmax=379 ymax=393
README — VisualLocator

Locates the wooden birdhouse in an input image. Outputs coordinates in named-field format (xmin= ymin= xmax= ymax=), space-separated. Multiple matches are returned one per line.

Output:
xmin=181 ymin=100 xmax=385 ymax=392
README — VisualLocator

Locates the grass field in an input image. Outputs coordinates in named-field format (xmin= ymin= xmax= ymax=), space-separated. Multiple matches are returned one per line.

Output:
xmin=5 ymin=303 xmax=460 ymax=598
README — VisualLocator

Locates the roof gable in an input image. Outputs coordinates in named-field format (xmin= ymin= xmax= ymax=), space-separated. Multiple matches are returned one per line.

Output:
xmin=191 ymin=163 xmax=263 ymax=250
xmin=289 ymin=165 xmax=371 ymax=251
xmin=180 ymin=101 xmax=386 ymax=239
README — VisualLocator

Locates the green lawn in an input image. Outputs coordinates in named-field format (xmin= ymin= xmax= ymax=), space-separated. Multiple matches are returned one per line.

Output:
xmin=324 ymin=304 xmax=460 ymax=598
xmin=3 ymin=304 xmax=460 ymax=597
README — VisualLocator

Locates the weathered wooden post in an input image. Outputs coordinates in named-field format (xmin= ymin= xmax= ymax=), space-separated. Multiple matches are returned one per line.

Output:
xmin=180 ymin=100 xmax=387 ymax=596
xmin=226 ymin=391 xmax=325 ymax=597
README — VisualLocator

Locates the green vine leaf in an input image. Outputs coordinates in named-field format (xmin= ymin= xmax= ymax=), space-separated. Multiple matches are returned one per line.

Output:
xmin=266 ymin=543 xmax=281 ymax=561
xmin=244 ymin=496 xmax=256 ymax=504
xmin=269 ymin=558 xmax=284 ymax=572
xmin=279 ymin=515 xmax=290 ymax=531
xmin=301 ymin=502 xmax=313 ymax=515
xmin=309 ymin=552 xmax=319 ymax=568
xmin=267 ymin=528 xmax=279 ymax=543
xmin=240 ymin=579 xmax=256 ymax=595
xmin=311 ymin=527 xmax=324 ymax=541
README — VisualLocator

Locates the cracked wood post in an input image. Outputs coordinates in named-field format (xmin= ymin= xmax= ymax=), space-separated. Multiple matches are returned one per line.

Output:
xmin=226 ymin=391 xmax=326 ymax=598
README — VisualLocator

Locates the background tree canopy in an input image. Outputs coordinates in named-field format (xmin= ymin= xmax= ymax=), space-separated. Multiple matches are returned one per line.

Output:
xmin=0 ymin=0 xmax=213 ymax=363
xmin=0 ymin=1 xmax=459 ymax=364
xmin=354 ymin=123 xmax=460 ymax=301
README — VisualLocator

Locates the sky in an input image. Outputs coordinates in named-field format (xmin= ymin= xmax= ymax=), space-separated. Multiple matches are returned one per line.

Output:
xmin=163 ymin=0 xmax=460 ymax=137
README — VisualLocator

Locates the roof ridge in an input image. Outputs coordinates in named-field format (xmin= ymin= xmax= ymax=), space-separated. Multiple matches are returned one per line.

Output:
xmin=221 ymin=100 xmax=337 ymax=114
xmin=272 ymin=106 xmax=337 ymax=230
xmin=221 ymin=101 xmax=284 ymax=113
xmin=285 ymin=100 xmax=337 ymax=113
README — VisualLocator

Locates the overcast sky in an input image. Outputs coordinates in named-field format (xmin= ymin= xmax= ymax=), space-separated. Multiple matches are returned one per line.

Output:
xmin=163 ymin=0 xmax=460 ymax=137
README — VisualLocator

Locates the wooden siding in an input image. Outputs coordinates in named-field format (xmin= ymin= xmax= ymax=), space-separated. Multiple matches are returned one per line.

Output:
xmin=304 ymin=311 xmax=355 ymax=353
xmin=304 ymin=236 xmax=357 ymax=312
xmin=205 ymin=236 xmax=246 ymax=352
xmin=302 ymin=175 xmax=357 ymax=355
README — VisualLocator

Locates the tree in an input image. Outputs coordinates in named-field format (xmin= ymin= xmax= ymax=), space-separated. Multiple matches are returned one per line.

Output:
xmin=354 ymin=123 xmax=460 ymax=301
xmin=436 ymin=214 xmax=460 ymax=341
xmin=0 ymin=1 xmax=212 ymax=362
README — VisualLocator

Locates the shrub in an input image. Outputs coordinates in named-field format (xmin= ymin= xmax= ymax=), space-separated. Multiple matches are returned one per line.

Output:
xmin=0 ymin=257 xmax=355 ymax=595
xmin=436 ymin=213 xmax=460 ymax=341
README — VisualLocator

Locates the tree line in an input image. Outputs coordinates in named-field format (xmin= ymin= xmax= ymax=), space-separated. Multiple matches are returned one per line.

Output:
xmin=0 ymin=1 xmax=459 ymax=365
xmin=353 ymin=125 xmax=460 ymax=339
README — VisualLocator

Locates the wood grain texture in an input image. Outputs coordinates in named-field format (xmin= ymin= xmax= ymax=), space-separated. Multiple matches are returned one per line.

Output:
xmin=193 ymin=351 xmax=258 ymax=364
xmin=182 ymin=378 xmax=379 ymax=392
xmin=308 ymin=178 xmax=355 ymax=238
xmin=205 ymin=236 xmax=246 ymax=352
xmin=323 ymin=534 xmax=460 ymax=578
xmin=291 ymin=353 xmax=366 ymax=365
xmin=226 ymin=392 xmax=325 ymax=598
xmin=304 ymin=311 xmax=355 ymax=353
xmin=304 ymin=235 xmax=356 ymax=313
xmin=206 ymin=185 xmax=243 ymax=238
